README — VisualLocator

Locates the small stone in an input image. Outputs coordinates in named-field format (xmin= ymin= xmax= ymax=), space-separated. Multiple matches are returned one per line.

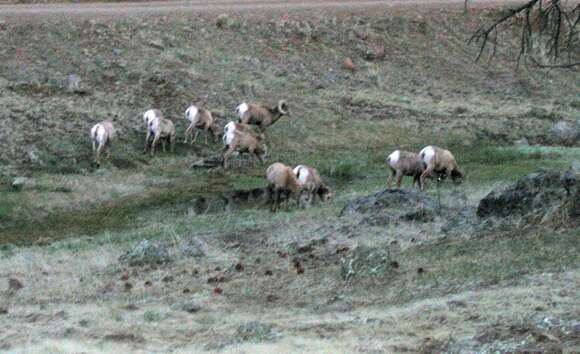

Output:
xmin=181 ymin=301 xmax=201 ymax=314
xmin=514 ymin=137 xmax=529 ymax=146
xmin=11 ymin=177 xmax=29 ymax=191
xmin=216 ymin=14 xmax=233 ymax=29
xmin=8 ymin=278 xmax=23 ymax=291
xmin=343 ymin=57 xmax=356 ymax=71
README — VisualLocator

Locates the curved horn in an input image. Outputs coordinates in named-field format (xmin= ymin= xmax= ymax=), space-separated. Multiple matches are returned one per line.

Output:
xmin=277 ymin=100 xmax=288 ymax=114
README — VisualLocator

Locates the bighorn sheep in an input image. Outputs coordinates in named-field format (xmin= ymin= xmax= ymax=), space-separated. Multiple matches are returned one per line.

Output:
xmin=386 ymin=150 xmax=425 ymax=189
xmin=144 ymin=116 xmax=176 ymax=157
xmin=419 ymin=146 xmax=463 ymax=190
xmin=293 ymin=165 xmax=333 ymax=206
xmin=266 ymin=162 xmax=301 ymax=212
xmin=184 ymin=105 xmax=220 ymax=145
xmin=222 ymin=129 xmax=267 ymax=169
xmin=238 ymin=100 xmax=289 ymax=131
xmin=90 ymin=121 xmax=115 ymax=167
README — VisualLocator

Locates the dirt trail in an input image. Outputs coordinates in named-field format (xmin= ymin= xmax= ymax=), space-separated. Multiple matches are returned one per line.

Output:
xmin=0 ymin=0 xmax=522 ymax=19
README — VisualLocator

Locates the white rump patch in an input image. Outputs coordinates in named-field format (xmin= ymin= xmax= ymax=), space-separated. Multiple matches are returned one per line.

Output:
xmin=236 ymin=102 xmax=248 ymax=119
xmin=185 ymin=105 xmax=199 ymax=123
xmin=91 ymin=124 xmax=106 ymax=144
xmin=143 ymin=109 xmax=159 ymax=126
xmin=223 ymin=121 xmax=236 ymax=145
xmin=387 ymin=150 xmax=400 ymax=168
xmin=293 ymin=165 xmax=309 ymax=186
xmin=420 ymin=146 xmax=435 ymax=164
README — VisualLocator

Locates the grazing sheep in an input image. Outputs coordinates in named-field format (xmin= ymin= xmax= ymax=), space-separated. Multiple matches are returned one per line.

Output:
xmin=266 ymin=162 xmax=301 ymax=212
xmin=184 ymin=105 xmax=220 ymax=145
xmin=419 ymin=145 xmax=463 ymax=190
xmin=293 ymin=165 xmax=333 ymax=206
xmin=144 ymin=117 xmax=176 ymax=157
xmin=386 ymin=150 xmax=425 ymax=189
xmin=143 ymin=109 xmax=163 ymax=148
xmin=222 ymin=129 xmax=267 ymax=169
xmin=90 ymin=121 xmax=115 ymax=167
xmin=238 ymin=100 xmax=289 ymax=131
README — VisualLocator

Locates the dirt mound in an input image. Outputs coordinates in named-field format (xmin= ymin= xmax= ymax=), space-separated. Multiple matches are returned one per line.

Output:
xmin=477 ymin=168 xmax=579 ymax=227
xmin=340 ymin=189 xmax=435 ymax=224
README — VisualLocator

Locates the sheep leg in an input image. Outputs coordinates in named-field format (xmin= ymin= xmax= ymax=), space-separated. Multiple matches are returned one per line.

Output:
xmin=170 ymin=134 xmax=175 ymax=153
xmin=106 ymin=141 xmax=111 ymax=160
xmin=413 ymin=174 xmax=421 ymax=189
xmin=211 ymin=127 xmax=218 ymax=144
xmin=222 ymin=147 xmax=235 ymax=169
xmin=395 ymin=171 xmax=404 ymax=189
xmin=192 ymin=129 xmax=199 ymax=145
xmin=204 ymin=126 xmax=209 ymax=145
xmin=184 ymin=122 xmax=194 ymax=143
xmin=96 ymin=143 xmax=105 ymax=167
xmin=420 ymin=165 xmax=434 ymax=191
xmin=143 ymin=130 xmax=152 ymax=153
xmin=387 ymin=170 xmax=395 ymax=188
xmin=150 ymin=134 xmax=160 ymax=157
xmin=271 ymin=190 xmax=280 ymax=213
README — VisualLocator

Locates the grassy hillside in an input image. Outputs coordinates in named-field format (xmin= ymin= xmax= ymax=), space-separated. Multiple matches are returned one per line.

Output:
xmin=0 ymin=4 xmax=579 ymax=353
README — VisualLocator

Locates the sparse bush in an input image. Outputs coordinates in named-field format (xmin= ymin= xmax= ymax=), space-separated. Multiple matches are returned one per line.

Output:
xmin=119 ymin=240 xmax=171 ymax=267
xmin=143 ymin=310 xmax=164 ymax=322
xmin=236 ymin=322 xmax=277 ymax=342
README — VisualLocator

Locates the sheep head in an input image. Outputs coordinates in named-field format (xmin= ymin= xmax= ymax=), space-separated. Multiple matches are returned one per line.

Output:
xmin=451 ymin=169 xmax=464 ymax=185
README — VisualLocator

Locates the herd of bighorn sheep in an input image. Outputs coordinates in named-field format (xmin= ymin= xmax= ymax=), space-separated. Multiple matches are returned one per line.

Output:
xmin=90 ymin=99 xmax=463 ymax=212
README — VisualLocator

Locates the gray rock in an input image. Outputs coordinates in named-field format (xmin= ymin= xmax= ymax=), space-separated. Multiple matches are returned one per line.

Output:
xmin=477 ymin=169 xmax=579 ymax=226
xmin=172 ymin=301 xmax=202 ymax=314
xmin=551 ymin=120 xmax=578 ymax=145
xmin=11 ymin=177 xmax=30 ymax=191
xmin=179 ymin=238 xmax=206 ymax=258
xmin=340 ymin=188 xmax=436 ymax=224
xmin=119 ymin=240 xmax=171 ymax=267
xmin=216 ymin=14 xmax=234 ymax=29
xmin=514 ymin=137 xmax=529 ymax=146
xmin=66 ymin=74 xmax=88 ymax=94
xmin=8 ymin=278 xmax=23 ymax=291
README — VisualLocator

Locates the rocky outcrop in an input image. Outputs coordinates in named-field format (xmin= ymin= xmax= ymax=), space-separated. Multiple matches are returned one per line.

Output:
xmin=477 ymin=168 xmax=579 ymax=227
xmin=341 ymin=189 xmax=436 ymax=224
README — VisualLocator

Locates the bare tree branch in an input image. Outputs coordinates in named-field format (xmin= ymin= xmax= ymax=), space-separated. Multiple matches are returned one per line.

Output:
xmin=469 ymin=0 xmax=580 ymax=69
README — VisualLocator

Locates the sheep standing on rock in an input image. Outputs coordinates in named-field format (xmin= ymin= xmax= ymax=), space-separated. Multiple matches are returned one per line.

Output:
xmin=266 ymin=162 xmax=301 ymax=212
xmin=90 ymin=121 xmax=115 ymax=167
xmin=184 ymin=105 xmax=220 ymax=145
xmin=386 ymin=150 xmax=425 ymax=189
xmin=238 ymin=100 xmax=289 ymax=131
xmin=293 ymin=165 xmax=333 ymax=206
xmin=222 ymin=129 xmax=267 ymax=169
xmin=419 ymin=145 xmax=463 ymax=190
xmin=144 ymin=116 xmax=176 ymax=157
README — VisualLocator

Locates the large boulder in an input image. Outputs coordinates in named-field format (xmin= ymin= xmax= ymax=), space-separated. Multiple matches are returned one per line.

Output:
xmin=550 ymin=120 xmax=578 ymax=145
xmin=477 ymin=168 xmax=579 ymax=226
xmin=340 ymin=189 xmax=436 ymax=224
